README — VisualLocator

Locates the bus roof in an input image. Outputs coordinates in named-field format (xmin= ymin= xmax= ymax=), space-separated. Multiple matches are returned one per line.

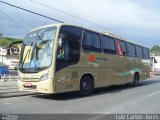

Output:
xmin=103 ymin=32 xmax=128 ymax=41
xmin=28 ymin=23 xmax=148 ymax=49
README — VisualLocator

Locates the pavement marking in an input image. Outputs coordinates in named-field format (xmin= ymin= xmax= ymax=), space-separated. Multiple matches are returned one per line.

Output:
xmin=105 ymin=112 xmax=111 ymax=114
xmin=148 ymin=90 xmax=160 ymax=97
xmin=89 ymin=114 xmax=106 ymax=120
xmin=89 ymin=112 xmax=111 ymax=120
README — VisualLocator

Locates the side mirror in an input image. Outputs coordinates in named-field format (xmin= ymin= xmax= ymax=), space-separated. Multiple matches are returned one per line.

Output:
xmin=58 ymin=33 xmax=65 ymax=49
xmin=58 ymin=38 xmax=63 ymax=49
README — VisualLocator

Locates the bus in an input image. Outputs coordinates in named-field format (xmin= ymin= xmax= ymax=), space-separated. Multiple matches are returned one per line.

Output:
xmin=18 ymin=23 xmax=150 ymax=96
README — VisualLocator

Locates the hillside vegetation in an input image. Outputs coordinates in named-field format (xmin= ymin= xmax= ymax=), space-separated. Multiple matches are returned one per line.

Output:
xmin=150 ymin=45 xmax=160 ymax=53
xmin=0 ymin=37 xmax=22 ymax=47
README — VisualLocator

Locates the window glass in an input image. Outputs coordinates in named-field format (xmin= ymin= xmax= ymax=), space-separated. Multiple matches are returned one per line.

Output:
xmin=143 ymin=48 xmax=149 ymax=59
xmin=127 ymin=42 xmax=136 ymax=58
xmin=136 ymin=45 xmax=143 ymax=59
xmin=119 ymin=40 xmax=127 ymax=56
xmin=19 ymin=27 xmax=56 ymax=71
xmin=57 ymin=26 xmax=82 ymax=62
xmin=82 ymin=31 xmax=101 ymax=52
xmin=101 ymin=35 xmax=116 ymax=54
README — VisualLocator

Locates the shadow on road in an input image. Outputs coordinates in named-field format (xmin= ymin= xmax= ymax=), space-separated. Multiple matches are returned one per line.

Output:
xmin=32 ymin=79 xmax=160 ymax=100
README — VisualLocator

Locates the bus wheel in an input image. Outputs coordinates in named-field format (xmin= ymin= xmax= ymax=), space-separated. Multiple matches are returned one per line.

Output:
xmin=132 ymin=73 xmax=139 ymax=86
xmin=80 ymin=75 xmax=94 ymax=96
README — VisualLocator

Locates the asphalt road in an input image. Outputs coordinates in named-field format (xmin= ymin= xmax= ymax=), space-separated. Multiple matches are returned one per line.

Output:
xmin=0 ymin=76 xmax=160 ymax=115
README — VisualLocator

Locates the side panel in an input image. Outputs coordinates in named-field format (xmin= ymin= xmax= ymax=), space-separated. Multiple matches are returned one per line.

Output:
xmin=54 ymin=25 xmax=151 ymax=94
xmin=55 ymin=65 xmax=79 ymax=93
xmin=80 ymin=52 xmax=123 ymax=87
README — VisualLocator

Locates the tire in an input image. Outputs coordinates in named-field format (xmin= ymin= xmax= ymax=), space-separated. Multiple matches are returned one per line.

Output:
xmin=132 ymin=73 xmax=139 ymax=86
xmin=80 ymin=76 xmax=94 ymax=96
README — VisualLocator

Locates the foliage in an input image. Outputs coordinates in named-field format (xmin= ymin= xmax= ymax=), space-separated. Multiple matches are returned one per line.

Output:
xmin=0 ymin=33 xmax=3 ymax=37
xmin=150 ymin=45 xmax=160 ymax=53
xmin=0 ymin=62 xmax=8 ymax=67
xmin=0 ymin=37 xmax=22 ymax=47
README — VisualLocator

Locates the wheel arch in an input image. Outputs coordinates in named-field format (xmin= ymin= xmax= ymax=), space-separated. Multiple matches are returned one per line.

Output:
xmin=134 ymin=72 xmax=140 ymax=79
xmin=78 ymin=73 xmax=94 ymax=90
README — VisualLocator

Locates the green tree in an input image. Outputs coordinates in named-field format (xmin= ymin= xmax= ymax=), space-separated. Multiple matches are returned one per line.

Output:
xmin=0 ymin=33 xmax=3 ymax=37
xmin=0 ymin=37 xmax=22 ymax=47
xmin=151 ymin=45 xmax=160 ymax=52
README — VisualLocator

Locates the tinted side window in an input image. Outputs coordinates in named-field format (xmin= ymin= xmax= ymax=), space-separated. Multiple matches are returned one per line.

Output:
xmin=119 ymin=40 xmax=127 ymax=56
xmin=82 ymin=30 xmax=101 ymax=52
xmin=101 ymin=35 xmax=116 ymax=55
xmin=136 ymin=45 xmax=143 ymax=59
xmin=57 ymin=26 xmax=82 ymax=62
xmin=143 ymin=48 xmax=149 ymax=59
xmin=127 ymin=43 xmax=136 ymax=58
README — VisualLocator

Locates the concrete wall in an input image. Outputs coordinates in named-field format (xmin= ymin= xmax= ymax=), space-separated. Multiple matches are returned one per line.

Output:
xmin=0 ymin=47 xmax=7 ymax=64
xmin=0 ymin=47 xmax=19 ymax=65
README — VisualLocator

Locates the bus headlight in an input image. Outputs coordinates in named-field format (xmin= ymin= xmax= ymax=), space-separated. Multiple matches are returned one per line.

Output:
xmin=39 ymin=73 xmax=51 ymax=81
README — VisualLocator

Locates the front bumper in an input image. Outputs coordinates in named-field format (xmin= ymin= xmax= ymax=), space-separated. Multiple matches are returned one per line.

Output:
xmin=18 ymin=79 xmax=54 ymax=94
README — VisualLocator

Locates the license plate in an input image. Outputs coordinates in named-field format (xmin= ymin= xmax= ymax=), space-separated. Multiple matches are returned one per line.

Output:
xmin=24 ymin=83 xmax=32 ymax=87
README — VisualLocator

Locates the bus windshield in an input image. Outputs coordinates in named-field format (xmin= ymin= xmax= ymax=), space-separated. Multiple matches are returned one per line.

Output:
xmin=19 ymin=27 xmax=57 ymax=72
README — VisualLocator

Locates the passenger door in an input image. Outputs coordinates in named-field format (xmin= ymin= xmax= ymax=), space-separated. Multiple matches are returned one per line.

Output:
xmin=55 ymin=26 xmax=82 ymax=93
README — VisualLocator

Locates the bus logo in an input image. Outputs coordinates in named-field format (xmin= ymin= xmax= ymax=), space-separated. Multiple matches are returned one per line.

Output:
xmin=89 ymin=54 xmax=96 ymax=62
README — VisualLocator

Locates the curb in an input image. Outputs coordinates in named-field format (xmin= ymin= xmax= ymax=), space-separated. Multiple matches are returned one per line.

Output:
xmin=0 ymin=80 xmax=17 ymax=82
xmin=0 ymin=93 xmax=38 ymax=99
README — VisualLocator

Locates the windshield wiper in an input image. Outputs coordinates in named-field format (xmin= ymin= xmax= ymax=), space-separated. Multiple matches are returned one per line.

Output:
xmin=30 ymin=41 xmax=38 ymax=64
xmin=21 ymin=49 xmax=30 ymax=68
xmin=20 ymin=40 xmax=37 ymax=69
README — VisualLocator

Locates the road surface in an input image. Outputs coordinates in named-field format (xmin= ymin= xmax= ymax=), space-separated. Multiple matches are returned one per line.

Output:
xmin=0 ymin=76 xmax=160 ymax=115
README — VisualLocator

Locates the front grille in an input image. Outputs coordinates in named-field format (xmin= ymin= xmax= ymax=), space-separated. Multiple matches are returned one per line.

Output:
xmin=22 ymin=77 xmax=39 ymax=82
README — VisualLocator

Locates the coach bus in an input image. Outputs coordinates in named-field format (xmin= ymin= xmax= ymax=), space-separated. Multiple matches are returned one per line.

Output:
xmin=18 ymin=23 xmax=150 ymax=96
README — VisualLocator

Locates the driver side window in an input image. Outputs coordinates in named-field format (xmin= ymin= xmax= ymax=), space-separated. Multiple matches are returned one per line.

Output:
xmin=56 ymin=26 xmax=82 ymax=70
